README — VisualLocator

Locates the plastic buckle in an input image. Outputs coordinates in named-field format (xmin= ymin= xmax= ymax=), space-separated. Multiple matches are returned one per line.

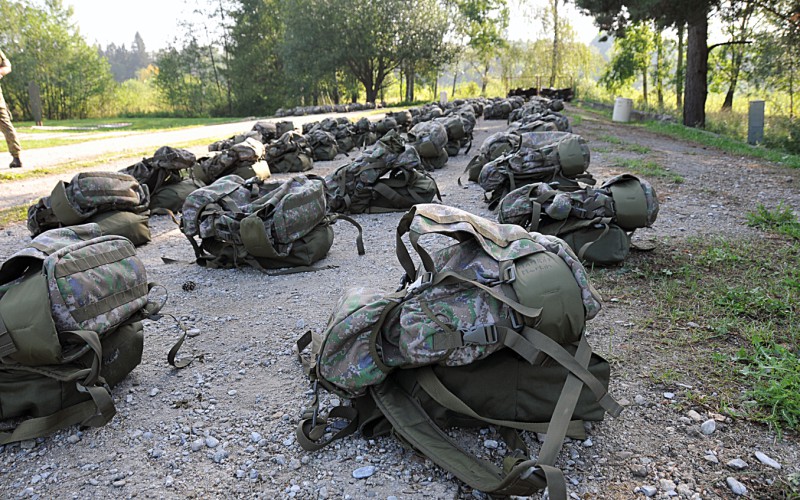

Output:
xmin=460 ymin=324 xmax=498 ymax=345
xmin=407 ymin=271 xmax=434 ymax=295
xmin=502 ymin=265 xmax=517 ymax=283
xmin=509 ymin=310 xmax=524 ymax=331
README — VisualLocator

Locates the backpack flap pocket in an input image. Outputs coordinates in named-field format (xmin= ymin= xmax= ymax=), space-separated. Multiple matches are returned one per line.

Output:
xmin=50 ymin=181 xmax=89 ymax=226
xmin=608 ymin=178 xmax=649 ymax=230
xmin=0 ymin=273 xmax=61 ymax=365
xmin=240 ymin=214 xmax=282 ymax=258
xmin=556 ymin=136 xmax=588 ymax=177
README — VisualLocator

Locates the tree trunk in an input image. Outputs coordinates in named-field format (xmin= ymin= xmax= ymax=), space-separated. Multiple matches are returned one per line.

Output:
xmin=332 ymin=72 xmax=340 ymax=105
xmin=481 ymin=62 xmax=490 ymax=96
xmin=366 ymin=86 xmax=379 ymax=103
xmin=550 ymin=0 xmax=559 ymax=88
xmin=405 ymin=64 xmax=415 ymax=102
xmin=642 ymin=69 xmax=648 ymax=106
xmin=721 ymin=52 xmax=743 ymax=111
xmin=683 ymin=14 xmax=708 ymax=128
xmin=676 ymin=24 xmax=684 ymax=111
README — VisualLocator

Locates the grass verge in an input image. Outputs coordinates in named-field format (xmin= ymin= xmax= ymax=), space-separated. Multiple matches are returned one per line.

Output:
xmin=615 ymin=158 xmax=684 ymax=183
xmin=0 ymin=205 xmax=28 ymax=229
xmin=0 ymin=138 xmax=213 ymax=183
xmin=595 ymin=205 xmax=800 ymax=436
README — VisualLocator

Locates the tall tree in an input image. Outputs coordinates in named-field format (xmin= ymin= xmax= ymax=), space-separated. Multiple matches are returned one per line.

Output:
xmin=575 ymin=0 xmax=716 ymax=127
xmin=456 ymin=0 xmax=509 ymax=95
xmin=713 ymin=0 xmax=756 ymax=111
xmin=600 ymin=21 xmax=654 ymax=104
xmin=0 ymin=0 xmax=114 ymax=119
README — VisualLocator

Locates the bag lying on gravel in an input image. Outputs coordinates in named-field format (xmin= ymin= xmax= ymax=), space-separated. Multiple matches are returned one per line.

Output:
xmin=305 ymin=129 xmax=340 ymax=161
xmin=479 ymin=131 xmax=595 ymax=208
xmin=324 ymin=131 xmax=440 ymax=214
xmin=464 ymin=131 xmax=521 ymax=183
xmin=194 ymin=138 xmax=271 ymax=184
xmin=27 ymin=172 xmax=152 ymax=246
xmin=497 ymin=175 xmax=659 ymax=265
xmin=120 ymin=146 xmax=197 ymax=198
xmin=181 ymin=174 xmax=364 ymax=271
xmin=0 ymin=224 xmax=177 ymax=444
xmin=265 ymin=131 xmax=314 ymax=173
xmin=295 ymin=204 xmax=621 ymax=499
xmin=406 ymin=120 xmax=449 ymax=170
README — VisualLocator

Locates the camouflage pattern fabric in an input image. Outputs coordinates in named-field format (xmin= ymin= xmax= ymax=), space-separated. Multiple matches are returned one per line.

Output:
xmin=208 ymin=130 xmax=262 ymax=152
xmin=27 ymin=172 xmax=150 ymax=236
xmin=314 ymin=203 xmax=602 ymax=396
xmin=265 ymin=131 xmax=313 ymax=173
xmin=305 ymin=129 xmax=339 ymax=161
xmin=180 ymin=174 xmax=330 ymax=268
xmin=407 ymin=120 xmax=448 ymax=167
xmin=120 ymin=146 xmax=197 ymax=202
xmin=497 ymin=175 xmax=659 ymax=232
xmin=195 ymin=137 xmax=266 ymax=184
xmin=478 ymin=131 xmax=592 ymax=206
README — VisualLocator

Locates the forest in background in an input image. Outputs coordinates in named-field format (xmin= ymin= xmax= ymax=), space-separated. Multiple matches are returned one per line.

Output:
xmin=0 ymin=0 xmax=797 ymax=150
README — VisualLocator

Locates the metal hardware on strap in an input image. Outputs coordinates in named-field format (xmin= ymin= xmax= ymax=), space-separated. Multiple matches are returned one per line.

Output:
xmin=509 ymin=310 xmax=524 ymax=331
xmin=460 ymin=324 xmax=498 ymax=345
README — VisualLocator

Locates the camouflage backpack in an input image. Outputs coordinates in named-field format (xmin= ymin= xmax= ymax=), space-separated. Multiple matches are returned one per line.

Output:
xmin=27 ymin=172 xmax=152 ymax=246
xmin=266 ymin=131 xmax=314 ymax=173
xmin=296 ymin=204 xmax=621 ymax=499
xmin=479 ymin=131 xmax=595 ymax=208
xmin=463 ymin=131 xmax=522 ymax=183
xmin=324 ymin=131 xmax=440 ymax=214
xmin=434 ymin=114 xmax=468 ymax=157
xmin=352 ymin=117 xmax=377 ymax=148
xmin=181 ymin=174 xmax=364 ymax=271
xmin=406 ymin=120 xmax=449 ymax=171
xmin=305 ymin=129 xmax=340 ymax=161
xmin=497 ymin=175 xmax=659 ymax=265
xmin=120 ymin=146 xmax=197 ymax=197
xmin=208 ymin=130 xmax=262 ymax=152
xmin=0 ymin=224 xmax=182 ymax=444
xmin=194 ymin=137 xmax=271 ymax=184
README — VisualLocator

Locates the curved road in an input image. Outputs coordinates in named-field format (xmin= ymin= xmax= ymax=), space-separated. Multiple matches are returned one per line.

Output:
xmin=0 ymin=109 xmax=385 ymax=210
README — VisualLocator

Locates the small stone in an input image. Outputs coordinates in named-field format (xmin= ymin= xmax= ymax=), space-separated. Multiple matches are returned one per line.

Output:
xmin=289 ymin=459 xmax=301 ymax=470
xmin=205 ymin=436 xmax=219 ymax=448
xmin=283 ymin=436 xmax=294 ymax=447
xmin=352 ymin=465 xmax=376 ymax=479
xmin=727 ymin=458 xmax=748 ymax=470
xmin=191 ymin=439 xmax=204 ymax=452
xmin=228 ymin=390 xmax=237 ymax=396
xmin=618 ymin=398 xmax=631 ymax=406
xmin=296 ymin=319 xmax=305 ymax=329
xmin=165 ymin=475 xmax=174 ymax=487
xmin=631 ymin=466 xmax=648 ymax=478
xmin=149 ymin=388 xmax=160 ymax=397
xmin=640 ymin=485 xmax=657 ymax=497
xmin=484 ymin=439 xmax=499 ymax=450
xmin=704 ymin=454 xmax=719 ymax=464
xmin=754 ymin=451 xmax=781 ymax=469
xmin=726 ymin=477 xmax=747 ymax=496
xmin=318 ymin=486 xmax=329 ymax=499
xmin=700 ymin=419 xmax=716 ymax=435
xmin=687 ymin=322 xmax=700 ymax=328
xmin=19 ymin=440 xmax=36 ymax=450
xmin=582 ymin=438 xmax=593 ymax=448
xmin=687 ymin=410 xmax=703 ymax=421
xmin=112 ymin=480 xmax=126 ymax=487
xmin=67 ymin=434 xmax=80 ymax=444
xmin=250 ymin=432 xmax=262 ymax=443
xmin=659 ymin=478 xmax=676 ymax=491
xmin=212 ymin=449 xmax=228 ymax=463
xmin=663 ymin=392 xmax=675 ymax=399
xmin=187 ymin=328 xmax=201 ymax=338
xmin=634 ymin=395 xmax=647 ymax=405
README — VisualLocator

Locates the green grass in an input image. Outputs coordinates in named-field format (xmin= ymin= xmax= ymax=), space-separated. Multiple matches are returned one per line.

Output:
xmin=645 ymin=120 xmax=800 ymax=169
xmin=0 ymin=117 xmax=253 ymax=152
xmin=0 ymin=205 xmax=27 ymax=229
xmin=616 ymin=157 xmax=684 ymax=183
xmin=596 ymin=134 xmax=652 ymax=154
xmin=746 ymin=203 xmax=800 ymax=240
xmin=601 ymin=222 xmax=800 ymax=435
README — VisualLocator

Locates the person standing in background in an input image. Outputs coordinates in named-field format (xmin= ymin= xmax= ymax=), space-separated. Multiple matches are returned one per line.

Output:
xmin=0 ymin=48 xmax=23 ymax=169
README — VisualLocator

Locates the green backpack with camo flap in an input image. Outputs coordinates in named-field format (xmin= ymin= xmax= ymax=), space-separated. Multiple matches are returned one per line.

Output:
xmin=194 ymin=137 xmax=271 ymax=184
xmin=181 ymin=174 xmax=364 ymax=271
xmin=324 ymin=131 xmax=440 ymax=214
xmin=27 ymin=172 xmax=152 ymax=245
xmin=497 ymin=175 xmax=659 ymax=265
xmin=407 ymin=120 xmax=449 ymax=171
xmin=120 ymin=146 xmax=197 ymax=197
xmin=266 ymin=131 xmax=314 ymax=173
xmin=464 ymin=131 xmax=521 ymax=183
xmin=296 ymin=204 xmax=621 ymax=499
xmin=479 ymin=131 xmax=595 ymax=208
xmin=0 ymin=224 xmax=175 ymax=444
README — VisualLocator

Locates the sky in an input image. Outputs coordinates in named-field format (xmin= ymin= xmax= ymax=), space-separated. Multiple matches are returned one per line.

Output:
xmin=65 ymin=0 xmax=602 ymax=52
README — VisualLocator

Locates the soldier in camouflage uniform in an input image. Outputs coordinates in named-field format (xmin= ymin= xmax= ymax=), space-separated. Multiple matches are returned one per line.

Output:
xmin=0 ymin=48 xmax=22 ymax=169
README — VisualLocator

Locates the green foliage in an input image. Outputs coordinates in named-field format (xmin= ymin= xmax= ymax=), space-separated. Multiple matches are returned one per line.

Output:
xmin=0 ymin=0 xmax=116 ymax=120
xmin=747 ymin=203 xmax=800 ymax=240
xmin=610 ymin=235 xmax=800 ymax=433
xmin=154 ymin=41 xmax=227 ymax=117
xmin=600 ymin=21 xmax=654 ymax=99
xmin=616 ymin=158 xmax=684 ymax=183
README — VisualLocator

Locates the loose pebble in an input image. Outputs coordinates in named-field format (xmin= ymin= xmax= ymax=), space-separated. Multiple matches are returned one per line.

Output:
xmin=700 ymin=419 xmax=716 ymax=435
xmin=726 ymin=458 xmax=748 ymax=470
xmin=726 ymin=477 xmax=747 ymax=496
xmin=754 ymin=451 xmax=781 ymax=469
xmin=352 ymin=466 xmax=376 ymax=479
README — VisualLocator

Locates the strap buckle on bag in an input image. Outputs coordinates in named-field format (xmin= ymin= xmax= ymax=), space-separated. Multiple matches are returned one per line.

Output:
xmin=460 ymin=324 xmax=498 ymax=345
xmin=509 ymin=310 xmax=525 ymax=331
xmin=407 ymin=271 xmax=434 ymax=295
xmin=502 ymin=265 xmax=516 ymax=283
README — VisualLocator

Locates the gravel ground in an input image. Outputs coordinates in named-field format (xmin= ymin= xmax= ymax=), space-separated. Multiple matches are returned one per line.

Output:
xmin=1 ymin=106 xmax=799 ymax=499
